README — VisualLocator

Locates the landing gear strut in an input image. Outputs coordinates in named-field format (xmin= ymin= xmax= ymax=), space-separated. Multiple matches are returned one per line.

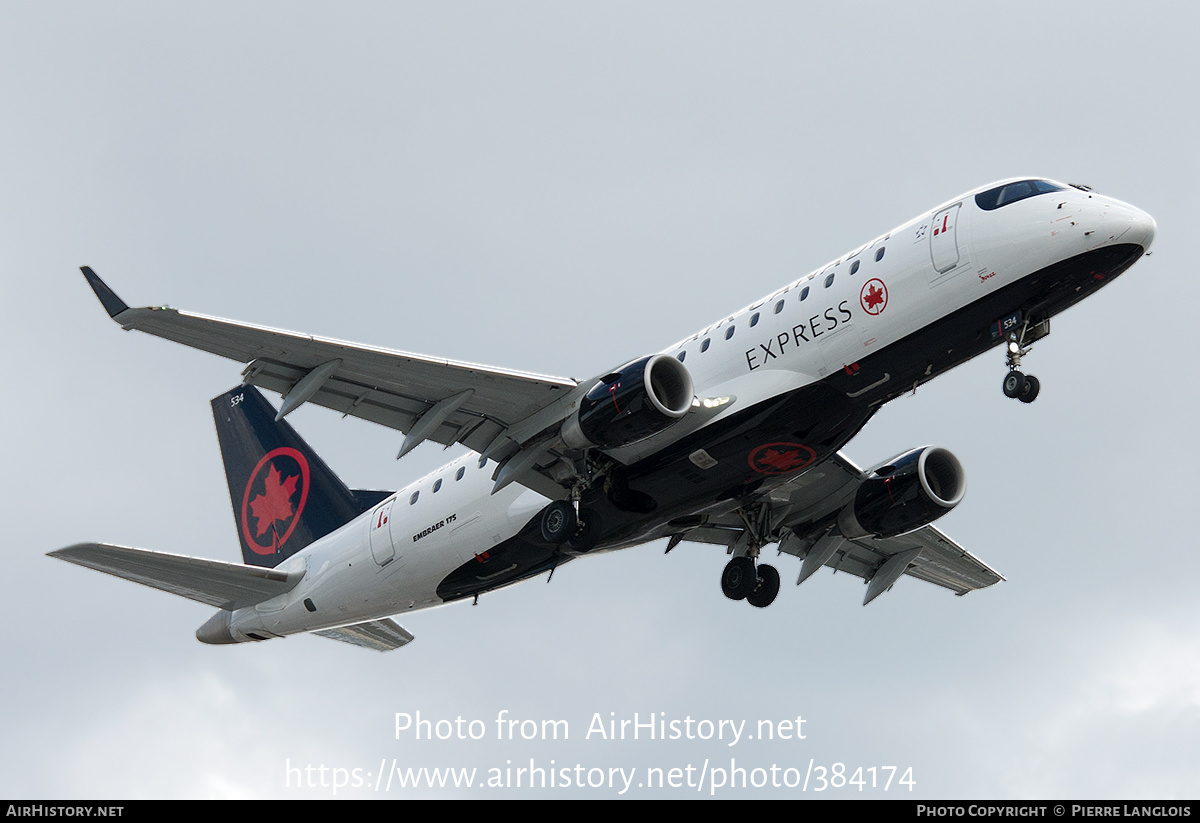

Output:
xmin=719 ymin=502 xmax=782 ymax=607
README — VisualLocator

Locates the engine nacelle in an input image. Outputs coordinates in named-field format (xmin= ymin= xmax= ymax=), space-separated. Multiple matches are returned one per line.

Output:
xmin=838 ymin=447 xmax=966 ymax=538
xmin=561 ymin=354 xmax=694 ymax=450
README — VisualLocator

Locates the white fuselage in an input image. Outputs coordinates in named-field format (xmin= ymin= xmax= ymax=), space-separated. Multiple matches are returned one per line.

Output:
xmin=224 ymin=179 xmax=1155 ymax=642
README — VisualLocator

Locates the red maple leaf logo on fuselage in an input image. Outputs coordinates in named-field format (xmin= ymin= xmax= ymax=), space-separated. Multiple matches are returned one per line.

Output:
xmin=748 ymin=442 xmax=817 ymax=475
xmin=859 ymin=279 xmax=888 ymax=315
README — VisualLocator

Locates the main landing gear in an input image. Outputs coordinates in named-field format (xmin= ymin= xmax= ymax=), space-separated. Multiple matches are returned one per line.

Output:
xmin=719 ymin=502 xmax=781 ymax=608
xmin=1001 ymin=318 xmax=1048 ymax=404
xmin=721 ymin=556 xmax=780 ymax=608
xmin=539 ymin=500 xmax=601 ymax=553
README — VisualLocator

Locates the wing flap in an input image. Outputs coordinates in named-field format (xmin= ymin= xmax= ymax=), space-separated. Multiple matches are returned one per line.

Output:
xmin=314 ymin=618 xmax=415 ymax=651
xmin=824 ymin=527 xmax=1004 ymax=594
xmin=48 ymin=542 xmax=304 ymax=610
xmin=871 ymin=525 xmax=1005 ymax=593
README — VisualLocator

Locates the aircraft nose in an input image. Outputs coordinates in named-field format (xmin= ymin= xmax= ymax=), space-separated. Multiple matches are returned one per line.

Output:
xmin=1102 ymin=200 xmax=1156 ymax=254
xmin=1127 ymin=206 xmax=1156 ymax=254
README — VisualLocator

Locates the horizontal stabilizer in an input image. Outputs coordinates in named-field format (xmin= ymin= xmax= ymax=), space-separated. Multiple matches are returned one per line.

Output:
xmin=48 ymin=542 xmax=304 ymax=610
xmin=314 ymin=618 xmax=415 ymax=651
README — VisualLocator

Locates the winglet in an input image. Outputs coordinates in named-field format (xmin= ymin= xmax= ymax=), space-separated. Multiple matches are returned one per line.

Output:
xmin=80 ymin=266 xmax=129 ymax=318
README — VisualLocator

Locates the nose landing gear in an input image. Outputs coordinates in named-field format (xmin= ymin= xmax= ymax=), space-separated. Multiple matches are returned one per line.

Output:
xmin=1001 ymin=318 xmax=1048 ymax=404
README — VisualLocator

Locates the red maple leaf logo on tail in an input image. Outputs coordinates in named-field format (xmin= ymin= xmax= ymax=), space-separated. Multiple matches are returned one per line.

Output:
xmin=249 ymin=464 xmax=299 ymax=538
xmin=239 ymin=447 xmax=311 ymax=556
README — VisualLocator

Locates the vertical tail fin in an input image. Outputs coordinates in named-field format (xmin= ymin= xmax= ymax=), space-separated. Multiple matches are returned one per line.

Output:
xmin=212 ymin=386 xmax=366 ymax=568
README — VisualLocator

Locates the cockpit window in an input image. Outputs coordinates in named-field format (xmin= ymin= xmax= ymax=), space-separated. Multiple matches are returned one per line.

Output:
xmin=975 ymin=179 xmax=1065 ymax=211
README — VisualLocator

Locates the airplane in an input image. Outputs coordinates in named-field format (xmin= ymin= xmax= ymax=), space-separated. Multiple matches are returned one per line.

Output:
xmin=50 ymin=177 xmax=1156 ymax=651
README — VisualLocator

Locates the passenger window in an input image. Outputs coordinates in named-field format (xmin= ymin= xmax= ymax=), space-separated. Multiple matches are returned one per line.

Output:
xmin=478 ymin=456 xmax=488 ymax=469
xmin=875 ymin=247 xmax=885 ymax=262
xmin=824 ymin=273 xmax=834 ymax=288
xmin=800 ymin=286 xmax=809 ymax=301
xmin=410 ymin=491 xmax=419 ymax=505
xmin=725 ymin=326 xmax=735 ymax=340
xmin=774 ymin=300 xmax=785 ymax=314
xmin=850 ymin=260 xmax=860 ymax=275
xmin=433 ymin=479 xmax=442 ymax=493
xmin=677 ymin=350 xmax=686 ymax=362
xmin=456 ymin=467 xmax=465 ymax=481
xmin=701 ymin=338 xmax=711 ymax=352
xmin=749 ymin=312 xmax=760 ymax=327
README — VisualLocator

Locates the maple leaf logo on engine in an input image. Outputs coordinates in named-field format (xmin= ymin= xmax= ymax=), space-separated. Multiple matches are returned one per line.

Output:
xmin=860 ymin=278 xmax=888 ymax=316
xmin=249 ymin=464 xmax=299 ymax=537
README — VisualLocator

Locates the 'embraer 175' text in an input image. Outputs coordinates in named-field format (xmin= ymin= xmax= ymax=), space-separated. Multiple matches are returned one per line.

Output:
xmin=414 ymin=513 xmax=457 ymax=543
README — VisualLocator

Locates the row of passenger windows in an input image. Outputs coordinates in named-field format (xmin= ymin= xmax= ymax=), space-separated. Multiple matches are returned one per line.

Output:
xmin=676 ymin=244 xmax=885 ymax=362
xmin=408 ymin=456 xmax=490 ymax=505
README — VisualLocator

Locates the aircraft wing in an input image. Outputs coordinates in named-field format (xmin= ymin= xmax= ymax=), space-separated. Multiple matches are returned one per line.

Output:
xmin=669 ymin=451 xmax=1004 ymax=602
xmin=81 ymin=268 xmax=580 ymax=481
xmin=48 ymin=542 xmax=304 ymax=610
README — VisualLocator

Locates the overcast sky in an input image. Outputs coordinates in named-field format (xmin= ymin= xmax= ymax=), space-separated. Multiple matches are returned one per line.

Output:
xmin=2 ymin=1 xmax=1197 ymax=799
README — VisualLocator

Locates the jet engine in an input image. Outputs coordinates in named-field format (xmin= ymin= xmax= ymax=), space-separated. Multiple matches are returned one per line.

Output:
xmin=561 ymin=354 xmax=694 ymax=450
xmin=838 ymin=447 xmax=966 ymax=538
